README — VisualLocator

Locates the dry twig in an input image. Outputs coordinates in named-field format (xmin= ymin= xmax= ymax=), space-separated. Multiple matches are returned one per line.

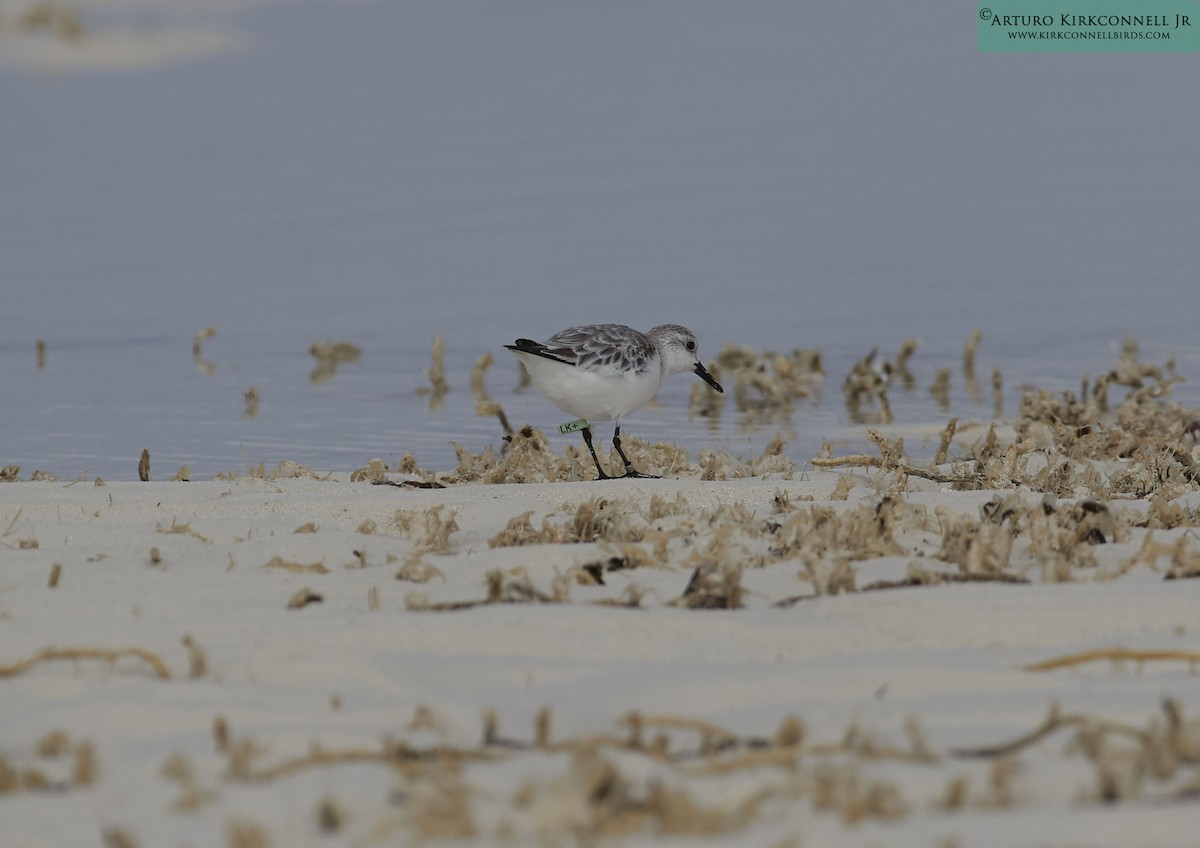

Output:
xmin=0 ymin=647 xmax=171 ymax=680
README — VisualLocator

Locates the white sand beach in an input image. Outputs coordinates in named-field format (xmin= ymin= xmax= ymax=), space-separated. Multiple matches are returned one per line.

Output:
xmin=4 ymin=410 xmax=1200 ymax=846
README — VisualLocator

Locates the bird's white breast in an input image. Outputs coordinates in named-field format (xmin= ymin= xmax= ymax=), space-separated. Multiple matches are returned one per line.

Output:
xmin=513 ymin=351 xmax=661 ymax=422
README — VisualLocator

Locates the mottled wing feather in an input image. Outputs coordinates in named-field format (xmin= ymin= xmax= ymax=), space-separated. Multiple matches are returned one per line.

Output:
xmin=543 ymin=324 xmax=655 ymax=374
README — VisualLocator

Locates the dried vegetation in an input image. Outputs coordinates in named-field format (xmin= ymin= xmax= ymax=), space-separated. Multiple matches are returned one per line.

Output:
xmin=65 ymin=698 xmax=1200 ymax=844
xmin=308 ymin=340 xmax=361 ymax=384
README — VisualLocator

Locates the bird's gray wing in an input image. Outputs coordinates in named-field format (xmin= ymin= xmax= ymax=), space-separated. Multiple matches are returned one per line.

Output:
xmin=542 ymin=325 xmax=655 ymax=374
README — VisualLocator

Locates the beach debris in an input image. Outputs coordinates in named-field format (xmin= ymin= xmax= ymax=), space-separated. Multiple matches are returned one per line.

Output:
xmin=963 ymin=328 xmax=983 ymax=403
xmin=268 ymin=460 xmax=322 ymax=480
xmin=894 ymin=338 xmax=918 ymax=389
xmin=394 ymin=505 xmax=458 ymax=553
xmin=48 ymin=562 xmax=62 ymax=588
xmin=138 ymin=449 xmax=150 ymax=482
xmin=441 ymin=423 xmax=807 ymax=483
xmin=264 ymin=555 xmax=328 ymax=575
xmin=0 ymin=646 xmax=171 ymax=680
xmin=243 ymin=386 xmax=260 ymax=418
xmin=932 ymin=417 xmax=957 ymax=466
xmin=394 ymin=552 xmax=445 ymax=583
xmin=101 ymin=826 xmax=141 ymax=848
xmin=372 ymin=477 xmax=446 ymax=489
xmin=2 ymin=507 xmax=24 ymax=539
xmin=316 ymin=796 xmax=343 ymax=834
xmin=952 ymin=699 xmax=1200 ymax=803
xmin=1024 ymin=647 xmax=1200 ymax=673
xmin=470 ymin=352 xmax=514 ymax=435
xmin=1163 ymin=536 xmax=1200 ymax=579
xmin=0 ymin=466 xmax=18 ymax=482
xmin=843 ymin=349 xmax=893 ymax=424
xmin=929 ymin=367 xmax=951 ymax=411
xmin=225 ymin=819 xmax=271 ymax=848
xmin=160 ymin=749 xmax=216 ymax=813
xmin=404 ymin=567 xmax=565 ymax=611
xmin=417 ymin=335 xmax=448 ymax=407
xmin=363 ymin=453 xmax=444 ymax=486
xmin=0 ymin=729 xmax=98 ymax=798
xmin=350 ymin=458 xmax=388 ymax=483
xmin=308 ymin=340 xmax=361 ymax=384
xmin=212 ymin=717 xmax=230 ymax=753
xmin=191 ymin=326 xmax=217 ymax=375
xmin=83 ymin=678 xmax=1200 ymax=842
xmin=715 ymin=344 xmax=821 ymax=420
xmin=286 ymin=588 xmax=323 ymax=609
xmin=156 ymin=518 xmax=210 ymax=544
xmin=214 ymin=462 xmax=270 ymax=482
xmin=181 ymin=634 xmax=207 ymax=679
xmin=672 ymin=562 xmax=743 ymax=609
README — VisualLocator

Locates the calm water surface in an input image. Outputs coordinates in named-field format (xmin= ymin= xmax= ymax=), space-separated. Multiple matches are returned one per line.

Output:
xmin=4 ymin=1 xmax=1197 ymax=479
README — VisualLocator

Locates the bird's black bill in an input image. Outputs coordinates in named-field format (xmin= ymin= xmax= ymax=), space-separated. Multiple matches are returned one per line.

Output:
xmin=694 ymin=362 xmax=724 ymax=393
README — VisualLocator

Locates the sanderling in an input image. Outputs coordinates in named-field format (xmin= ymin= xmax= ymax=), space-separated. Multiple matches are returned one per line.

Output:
xmin=505 ymin=323 xmax=724 ymax=479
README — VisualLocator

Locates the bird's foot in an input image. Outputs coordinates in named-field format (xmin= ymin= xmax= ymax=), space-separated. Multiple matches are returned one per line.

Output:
xmin=620 ymin=468 xmax=660 ymax=479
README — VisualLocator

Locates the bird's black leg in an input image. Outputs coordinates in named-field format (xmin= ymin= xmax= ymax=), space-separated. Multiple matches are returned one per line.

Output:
xmin=580 ymin=426 xmax=611 ymax=480
xmin=613 ymin=425 xmax=659 ymax=479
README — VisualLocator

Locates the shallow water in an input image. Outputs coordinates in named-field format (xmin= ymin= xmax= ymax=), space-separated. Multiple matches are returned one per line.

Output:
xmin=4 ymin=1 xmax=1198 ymax=480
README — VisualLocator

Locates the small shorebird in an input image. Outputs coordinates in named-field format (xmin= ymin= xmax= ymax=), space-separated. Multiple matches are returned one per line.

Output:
xmin=505 ymin=323 xmax=723 ymax=479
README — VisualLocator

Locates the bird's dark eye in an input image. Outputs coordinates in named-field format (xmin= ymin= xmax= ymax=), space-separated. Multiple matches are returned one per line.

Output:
xmin=686 ymin=341 xmax=696 ymax=351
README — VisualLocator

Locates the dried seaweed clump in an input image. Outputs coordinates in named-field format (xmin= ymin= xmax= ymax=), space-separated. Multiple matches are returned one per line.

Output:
xmin=9 ymin=4 xmax=86 ymax=41
xmin=269 ymin=460 xmax=323 ymax=480
xmin=818 ymin=345 xmax=1199 ymax=501
xmin=350 ymin=458 xmax=389 ymax=483
xmin=596 ymin=435 xmax=695 ymax=479
xmin=416 ymin=335 xmax=449 ymax=408
xmin=488 ymin=497 xmax=650 ymax=548
xmin=444 ymin=426 xmax=572 ymax=484
xmin=843 ymin=349 xmax=894 ymax=424
xmin=767 ymin=499 xmax=915 ymax=565
xmin=692 ymin=438 xmax=797 ymax=482
xmin=736 ymin=435 xmax=795 ymax=479
xmin=672 ymin=561 xmax=744 ymax=609
xmin=712 ymin=343 xmax=823 ymax=421
xmin=443 ymin=425 xmax=719 ymax=483
xmin=309 ymin=340 xmax=361 ymax=384
xmin=406 ymin=567 xmax=571 ymax=610
xmin=435 ymin=421 xmax=798 ymax=484
xmin=0 ymin=731 xmax=96 ymax=796
xmin=471 ymin=352 xmax=513 ymax=437
xmin=982 ymin=342 xmax=1196 ymax=498
xmin=395 ymin=505 xmax=459 ymax=553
